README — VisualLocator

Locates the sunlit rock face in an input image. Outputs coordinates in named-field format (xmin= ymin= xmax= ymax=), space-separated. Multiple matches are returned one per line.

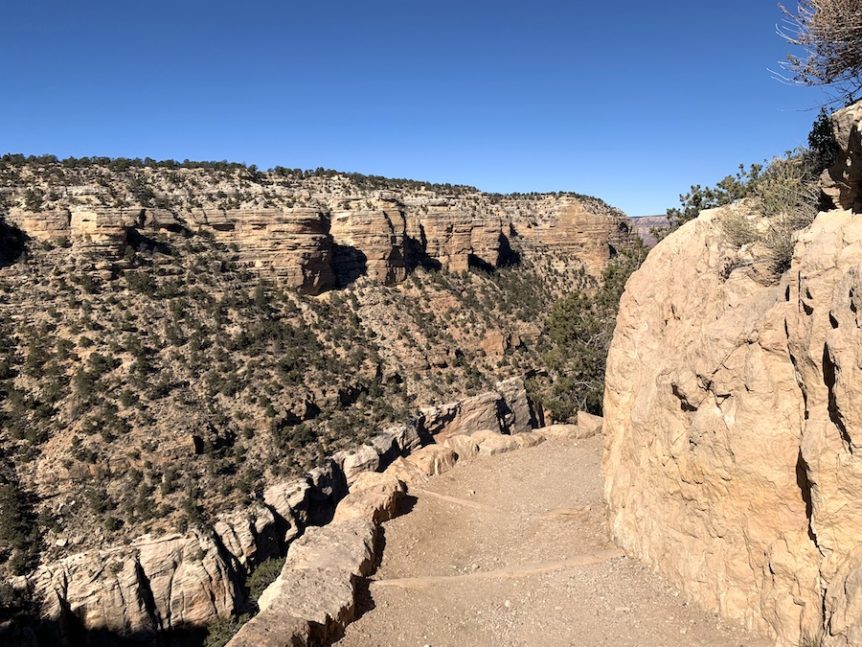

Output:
xmin=604 ymin=202 xmax=862 ymax=646
xmin=823 ymin=100 xmax=862 ymax=213
xmin=185 ymin=207 xmax=335 ymax=294
xmin=330 ymin=207 xmax=408 ymax=285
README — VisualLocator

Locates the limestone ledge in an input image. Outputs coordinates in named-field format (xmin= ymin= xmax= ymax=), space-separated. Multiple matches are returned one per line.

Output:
xmin=5 ymin=195 xmax=633 ymax=294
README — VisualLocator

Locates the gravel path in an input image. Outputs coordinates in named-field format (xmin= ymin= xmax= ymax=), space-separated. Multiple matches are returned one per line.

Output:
xmin=334 ymin=436 xmax=769 ymax=647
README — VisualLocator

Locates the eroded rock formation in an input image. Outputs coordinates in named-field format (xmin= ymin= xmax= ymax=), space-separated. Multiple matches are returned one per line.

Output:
xmin=3 ymin=182 xmax=633 ymax=292
xmin=603 ymin=205 xmax=862 ymax=646
xmin=5 ymin=209 xmax=70 ymax=244
xmin=189 ymin=207 xmax=336 ymax=294
xmin=404 ymin=208 xmax=475 ymax=272
xmin=329 ymin=207 xmax=407 ymax=285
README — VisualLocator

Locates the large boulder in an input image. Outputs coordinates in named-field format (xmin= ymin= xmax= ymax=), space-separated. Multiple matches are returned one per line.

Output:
xmin=603 ymin=205 xmax=862 ymax=646
xmin=24 ymin=530 xmax=242 ymax=638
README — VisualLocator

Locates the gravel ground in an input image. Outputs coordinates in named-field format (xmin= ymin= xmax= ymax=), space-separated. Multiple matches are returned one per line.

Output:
xmin=334 ymin=436 xmax=769 ymax=647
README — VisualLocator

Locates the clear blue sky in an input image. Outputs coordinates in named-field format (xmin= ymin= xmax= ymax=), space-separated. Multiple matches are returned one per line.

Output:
xmin=0 ymin=1 xmax=833 ymax=215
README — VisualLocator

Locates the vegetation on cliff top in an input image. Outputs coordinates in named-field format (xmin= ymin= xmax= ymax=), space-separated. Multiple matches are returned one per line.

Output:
xmin=0 ymin=153 xmax=623 ymax=213
xmin=658 ymin=108 xmax=839 ymax=280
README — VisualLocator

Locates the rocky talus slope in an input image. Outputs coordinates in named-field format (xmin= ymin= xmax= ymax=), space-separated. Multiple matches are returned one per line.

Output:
xmin=603 ymin=101 xmax=862 ymax=647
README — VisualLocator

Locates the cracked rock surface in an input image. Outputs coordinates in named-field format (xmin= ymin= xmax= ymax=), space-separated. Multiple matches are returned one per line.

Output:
xmin=604 ymin=206 xmax=862 ymax=646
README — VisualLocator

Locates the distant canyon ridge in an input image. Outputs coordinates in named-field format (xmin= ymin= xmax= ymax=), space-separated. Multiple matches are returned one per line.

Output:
xmin=0 ymin=161 xmax=640 ymax=290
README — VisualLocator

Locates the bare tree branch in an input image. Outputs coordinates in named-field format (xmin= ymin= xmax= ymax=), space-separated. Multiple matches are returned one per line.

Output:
xmin=779 ymin=0 xmax=862 ymax=102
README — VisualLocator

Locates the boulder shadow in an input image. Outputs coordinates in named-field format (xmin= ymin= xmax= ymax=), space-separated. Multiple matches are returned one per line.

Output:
xmin=332 ymin=244 xmax=368 ymax=287
xmin=0 ymin=218 xmax=27 ymax=267
xmin=0 ymin=615 xmax=209 ymax=647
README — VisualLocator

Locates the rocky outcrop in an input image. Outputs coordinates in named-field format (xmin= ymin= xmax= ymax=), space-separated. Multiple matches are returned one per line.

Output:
xmin=330 ymin=208 xmax=408 ymax=285
xmin=417 ymin=377 xmax=536 ymax=440
xmin=69 ymin=209 xmax=135 ymax=258
xmin=470 ymin=215 xmax=509 ymax=268
xmin=189 ymin=207 xmax=336 ymax=294
xmin=5 ymin=192 xmax=633 ymax=290
xmin=241 ymin=517 xmax=380 ymax=645
xmin=6 ymin=209 xmax=71 ymax=243
xmin=823 ymin=101 xmax=862 ymax=212
xmin=603 ymin=205 xmax=862 ymax=646
xmin=24 ymin=530 xmax=241 ymax=639
xmin=512 ymin=199 xmax=635 ymax=275
xmin=405 ymin=208 xmax=475 ymax=272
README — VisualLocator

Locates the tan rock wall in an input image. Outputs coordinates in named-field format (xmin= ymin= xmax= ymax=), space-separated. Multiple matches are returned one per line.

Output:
xmin=823 ymin=101 xmax=862 ymax=213
xmin=406 ymin=208 xmax=474 ymax=272
xmin=189 ymin=207 xmax=336 ymax=294
xmin=5 ymin=195 xmax=632 ymax=289
xmin=6 ymin=209 xmax=71 ymax=243
xmin=330 ymin=208 xmax=408 ymax=285
xmin=603 ymin=206 xmax=862 ymax=646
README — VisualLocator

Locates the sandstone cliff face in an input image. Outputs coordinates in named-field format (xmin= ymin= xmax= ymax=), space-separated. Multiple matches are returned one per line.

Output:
xmin=6 ymin=197 xmax=628 ymax=292
xmin=604 ymin=205 xmax=862 ymax=646
xmin=189 ymin=207 xmax=336 ymax=294
xmin=2 ymin=164 xmax=634 ymax=291
xmin=330 ymin=207 xmax=408 ymax=285
xmin=404 ymin=208 xmax=475 ymax=272
xmin=69 ymin=209 xmax=140 ymax=258
xmin=508 ymin=198 xmax=634 ymax=275
xmin=6 ymin=209 xmax=71 ymax=243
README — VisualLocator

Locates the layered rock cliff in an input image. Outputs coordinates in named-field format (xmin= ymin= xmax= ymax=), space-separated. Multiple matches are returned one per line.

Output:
xmin=0 ymin=161 xmax=634 ymax=292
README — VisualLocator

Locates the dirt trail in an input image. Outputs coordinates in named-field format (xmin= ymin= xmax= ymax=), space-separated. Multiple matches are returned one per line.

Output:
xmin=334 ymin=436 xmax=769 ymax=647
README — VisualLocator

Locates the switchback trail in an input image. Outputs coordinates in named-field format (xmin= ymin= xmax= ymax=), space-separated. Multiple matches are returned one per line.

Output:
xmin=334 ymin=436 xmax=768 ymax=647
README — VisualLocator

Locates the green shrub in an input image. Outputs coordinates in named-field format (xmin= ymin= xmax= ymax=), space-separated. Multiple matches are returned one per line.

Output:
xmin=536 ymin=244 xmax=646 ymax=419
xmin=246 ymin=556 xmax=285 ymax=602
xmin=719 ymin=154 xmax=820 ymax=278
xmin=204 ymin=614 xmax=249 ymax=647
